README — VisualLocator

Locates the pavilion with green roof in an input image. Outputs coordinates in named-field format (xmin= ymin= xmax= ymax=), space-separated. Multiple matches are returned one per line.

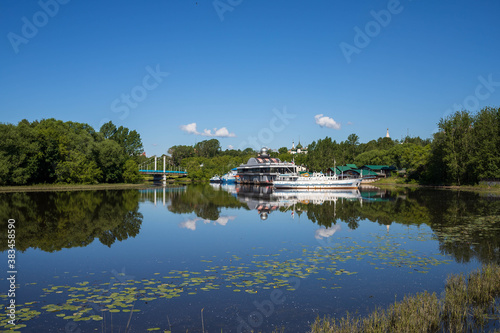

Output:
xmin=328 ymin=164 xmax=393 ymax=181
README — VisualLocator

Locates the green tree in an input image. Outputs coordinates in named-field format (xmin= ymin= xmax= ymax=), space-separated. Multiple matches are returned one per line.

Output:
xmin=346 ymin=133 xmax=360 ymax=162
xmin=470 ymin=107 xmax=500 ymax=180
xmin=355 ymin=149 xmax=392 ymax=166
xmin=55 ymin=151 xmax=102 ymax=184
xmin=307 ymin=137 xmax=336 ymax=171
xmin=169 ymin=145 xmax=195 ymax=166
xmin=195 ymin=139 xmax=221 ymax=158
xmin=0 ymin=121 xmax=40 ymax=185
xmin=438 ymin=111 xmax=474 ymax=185
xmin=94 ymin=140 xmax=126 ymax=183
xmin=123 ymin=159 xmax=141 ymax=183
xmin=278 ymin=147 xmax=289 ymax=154
xmin=99 ymin=121 xmax=143 ymax=157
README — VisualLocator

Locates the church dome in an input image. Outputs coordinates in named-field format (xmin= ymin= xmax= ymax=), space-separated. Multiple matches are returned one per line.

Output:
xmin=260 ymin=147 xmax=269 ymax=157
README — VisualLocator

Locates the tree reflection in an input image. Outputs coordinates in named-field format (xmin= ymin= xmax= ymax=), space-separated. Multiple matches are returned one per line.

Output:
xmin=299 ymin=188 xmax=500 ymax=265
xmin=2 ymin=185 xmax=498 ymax=265
xmin=166 ymin=184 xmax=248 ymax=220
xmin=235 ymin=185 xmax=499 ymax=265
xmin=0 ymin=190 xmax=142 ymax=252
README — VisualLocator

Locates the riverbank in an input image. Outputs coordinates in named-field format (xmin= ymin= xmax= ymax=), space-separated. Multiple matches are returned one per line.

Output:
xmin=372 ymin=177 xmax=500 ymax=194
xmin=0 ymin=175 xmax=197 ymax=192
xmin=310 ymin=264 xmax=500 ymax=333
xmin=0 ymin=183 xmax=156 ymax=193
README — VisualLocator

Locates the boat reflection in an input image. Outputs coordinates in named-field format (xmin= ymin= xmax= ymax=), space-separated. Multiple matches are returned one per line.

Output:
xmin=231 ymin=185 xmax=388 ymax=220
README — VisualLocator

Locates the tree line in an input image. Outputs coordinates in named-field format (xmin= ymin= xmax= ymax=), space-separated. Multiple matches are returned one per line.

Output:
xmin=0 ymin=119 xmax=144 ymax=185
xmin=167 ymin=107 xmax=498 ymax=185
xmin=279 ymin=106 xmax=499 ymax=185
xmin=170 ymin=107 xmax=498 ymax=185
xmin=1 ymin=106 xmax=497 ymax=186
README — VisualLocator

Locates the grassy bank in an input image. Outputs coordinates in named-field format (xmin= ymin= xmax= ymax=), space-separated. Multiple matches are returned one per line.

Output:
xmin=0 ymin=183 xmax=155 ymax=193
xmin=310 ymin=264 xmax=500 ymax=333
xmin=372 ymin=177 xmax=500 ymax=194
xmin=0 ymin=174 xmax=198 ymax=193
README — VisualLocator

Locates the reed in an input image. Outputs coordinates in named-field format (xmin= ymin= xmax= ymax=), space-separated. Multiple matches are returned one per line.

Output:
xmin=310 ymin=264 xmax=500 ymax=333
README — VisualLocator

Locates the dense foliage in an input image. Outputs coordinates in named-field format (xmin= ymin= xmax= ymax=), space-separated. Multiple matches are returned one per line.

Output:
xmin=425 ymin=107 xmax=500 ymax=185
xmin=166 ymin=141 xmax=255 ymax=181
xmin=1 ymin=106 xmax=498 ymax=186
xmin=0 ymin=119 xmax=144 ymax=185
xmin=168 ymin=107 xmax=498 ymax=185
xmin=296 ymin=107 xmax=498 ymax=185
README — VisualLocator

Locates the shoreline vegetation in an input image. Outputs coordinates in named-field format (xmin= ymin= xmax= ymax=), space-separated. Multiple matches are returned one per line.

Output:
xmin=310 ymin=264 xmax=500 ymax=333
xmin=371 ymin=177 xmax=500 ymax=194
xmin=1 ymin=106 xmax=498 ymax=188
xmin=2 ymin=177 xmax=499 ymax=193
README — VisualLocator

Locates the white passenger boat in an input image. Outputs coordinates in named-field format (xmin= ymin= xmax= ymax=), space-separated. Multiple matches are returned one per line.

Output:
xmin=273 ymin=172 xmax=361 ymax=190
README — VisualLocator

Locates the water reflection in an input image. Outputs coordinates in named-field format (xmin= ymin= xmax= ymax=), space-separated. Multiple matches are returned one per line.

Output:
xmin=0 ymin=185 xmax=499 ymax=331
xmin=0 ymin=190 xmax=142 ymax=252
xmin=210 ymin=185 xmax=500 ymax=265
xmin=233 ymin=184 xmax=368 ymax=221
xmin=315 ymin=225 xmax=342 ymax=240
xmin=1 ymin=185 xmax=498 ymax=265
xmin=178 ymin=215 xmax=237 ymax=231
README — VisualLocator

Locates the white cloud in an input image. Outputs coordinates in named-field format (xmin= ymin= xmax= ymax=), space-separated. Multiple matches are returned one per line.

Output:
xmin=180 ymin=122 xmax=236 ymax=137
xmin=212 ymin=127 xmax=236 ymax=137
xmin=180 ymin=122 xmax=199 ymax=135
xmin=227 ymin=144 xmax=234 ymax=149
xmin=314 ymin=114 xmax=341 ymax=130
xmin=201 ymin=128 xmax=213 ymax=136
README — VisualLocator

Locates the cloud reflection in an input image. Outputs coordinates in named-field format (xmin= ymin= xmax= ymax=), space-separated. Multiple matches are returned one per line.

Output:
xmin=315 ymin=225 xmax=341 ymax=240
xmin=179 ymin=216 xmax=236 ymax=231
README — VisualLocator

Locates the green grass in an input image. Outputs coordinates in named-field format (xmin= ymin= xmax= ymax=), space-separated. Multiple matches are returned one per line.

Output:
xmin=0 ymin=182 xmax=152 ymax=193
xmin=310 ymin=264 xmax=500 ymax=333
xmin=372 ymin=177 xmax=500 ymax=194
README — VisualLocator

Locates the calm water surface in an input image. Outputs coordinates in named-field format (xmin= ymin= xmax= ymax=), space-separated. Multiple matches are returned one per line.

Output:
xmin=0 ymin=185 xmax=499 ymax=332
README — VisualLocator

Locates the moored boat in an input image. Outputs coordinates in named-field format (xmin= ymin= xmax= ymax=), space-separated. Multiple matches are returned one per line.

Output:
xmin=209 ymin=175 xmax=221 ymax=183
xmin=237 ymin=147 xmax=297 ymax=185
xmin=221 ymin=168 xmax=238 ymax=184
xmin=273 ymin=172 xmax=361 ymax=190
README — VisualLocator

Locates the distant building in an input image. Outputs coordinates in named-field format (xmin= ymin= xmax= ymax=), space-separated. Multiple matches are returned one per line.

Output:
xmin=386 ymin=128 xmax=390 ymax=138
xmin=327 ymin=164 xmax=396 ymax=182
xmin=289 ymin=140 xmax=308 ymax=154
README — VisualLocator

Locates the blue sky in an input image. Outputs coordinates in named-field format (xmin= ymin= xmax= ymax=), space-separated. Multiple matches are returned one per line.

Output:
xmin=1 ymin=0 xmax=499 ymax=156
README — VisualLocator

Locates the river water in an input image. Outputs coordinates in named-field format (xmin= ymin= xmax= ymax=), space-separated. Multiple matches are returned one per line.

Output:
xmin=0 ymin=184 xmax=499 ymax=332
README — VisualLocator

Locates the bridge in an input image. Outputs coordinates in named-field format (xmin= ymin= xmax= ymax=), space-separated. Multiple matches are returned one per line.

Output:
xmin=139 ymin=155 xmax=188 ymax=182
xmin=139 ymin=187 xmax=187 ymax=206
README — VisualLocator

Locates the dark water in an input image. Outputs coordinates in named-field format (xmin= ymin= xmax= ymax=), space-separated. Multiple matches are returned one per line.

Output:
xmin=0 ymin=185 xmax=499 ymax=332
